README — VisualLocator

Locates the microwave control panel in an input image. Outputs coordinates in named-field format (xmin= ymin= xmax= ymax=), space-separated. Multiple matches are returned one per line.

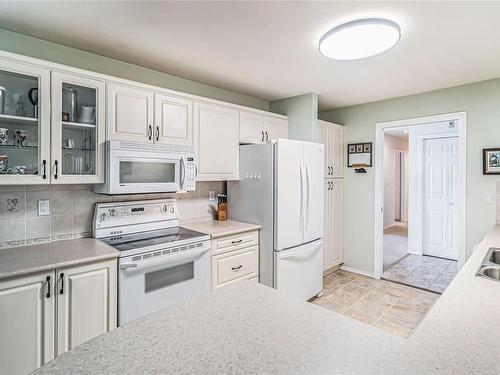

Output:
xmin=184 ymin=157 xmax=196 ymax=190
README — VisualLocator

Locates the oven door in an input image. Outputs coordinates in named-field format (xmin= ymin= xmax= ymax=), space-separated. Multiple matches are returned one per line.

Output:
xmin=108 ymin=149 xmax=183 ymax=194
xmin=118 ymin=245 xmax=210 ymax=325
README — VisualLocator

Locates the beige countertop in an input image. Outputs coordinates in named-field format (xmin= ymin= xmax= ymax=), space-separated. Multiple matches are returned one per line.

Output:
xmin=183 ymin=219 xmax=260 ymax=238
xmin=31 ymin=226 xmax=500 ymax=374
xmin=0 ymin=238 xmax=119 ymax=280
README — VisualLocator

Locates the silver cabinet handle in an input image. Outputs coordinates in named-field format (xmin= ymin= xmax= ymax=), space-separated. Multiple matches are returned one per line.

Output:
xmin=231 ymin=265 xmax=243 ymax=271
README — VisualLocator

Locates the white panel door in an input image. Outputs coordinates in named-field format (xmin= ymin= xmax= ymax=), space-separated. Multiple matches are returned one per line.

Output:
xmin=107 ymin=83 xmax=153 ymax=142
xmin=323 ymin=181 xmax=332 ymax=270
xmin=303 ymin=141 xmax=325 ymax=243
xmin=239 ymin=111 xmax=264 ymax=144
xmin=57 ymin=260 xmax=117 ymax=355
xmin=317 ymin=121 xmax=330 ymax=178
xmin=275 ymin=139 xmax=304 ymax=250
xmin=0 ymin=272 xmax=54 ymax=375
xmin=264 ymin=116 xmax=287 ymax=140
xmin=331 ymin=179 xmax=344 ymax=266
xmin=154 ymin=93 xmax=193 ymax=146
xmin=330 ymin=124 xmax=344 ymax=177
xmin=423 ymin=137 xmax=458 ymax=260
xmin=194 ymin=102 xmax=239 ymax=181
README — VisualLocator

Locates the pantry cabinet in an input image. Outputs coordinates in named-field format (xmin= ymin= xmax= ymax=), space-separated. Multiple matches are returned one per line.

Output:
xmin=0 ymin=59 xmax=51 ymax=185
xmin=318 ymin=120 xmax=344 ymax=178
xmin=0 ymin=272 xmax=54 ymax=375
xmin=194 ymin=101 xmax=239 ymax=180
xmin=239 ymin=110 xmax=288 ymax=144
xmin=0 ymin=259 xmax=117 ymax=374
xmin=51 ymin=71 xmax=105 ymax=184
xmin=323 ymin=179 xmax=343 ymax=270
xmin=106 ymin=82 xmax=153 ymax=142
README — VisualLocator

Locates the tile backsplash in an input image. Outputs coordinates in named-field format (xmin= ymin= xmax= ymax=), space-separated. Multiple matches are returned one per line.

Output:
xmin=0 ymin=182 xmax=225 ymax=249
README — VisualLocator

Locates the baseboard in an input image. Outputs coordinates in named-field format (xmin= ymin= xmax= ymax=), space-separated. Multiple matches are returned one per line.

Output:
xmin=340 ymin=265 xmax=375 ymax=278
xmin=323 ymin=264 xmax=341 ymax=277
xmin=407 ymin=249 xmax=422 ymax=256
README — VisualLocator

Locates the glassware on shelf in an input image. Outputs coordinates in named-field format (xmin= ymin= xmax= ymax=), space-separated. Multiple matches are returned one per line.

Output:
xmin=14 ymin=93 xmax=26 ymax=117
xmin=0 ymin=86 xmax=6 ymax=115
xmin=62 ymin=86 xmax=78 ymax=122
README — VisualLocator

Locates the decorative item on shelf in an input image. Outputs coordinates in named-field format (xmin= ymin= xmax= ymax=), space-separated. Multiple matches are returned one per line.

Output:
xmin=0 ymin=128 xmax=8 ymax=145
xmin=352 ymin=163 xmax=368 ymax=173
xmin=28 ymin=87 xmax=38 ymax=118
xmin=79 ymin=106 xmax=96 ymax=124
xmin=6 ymin=165 xmax=27 ymax=175
xmin=0 ymin=86 xmax=6 ymax=114
xmin=13 ymin=93 xmax=26 ymax=117
xmin=347 ymin=142 xmax=372 ymax=173
xmin=14 ymin=129 xmax=27 ymax=147
xmin=64 ymin=138 xmax=75 ymax=149
xmin=217 ymin=194 xmax=227 ymax=221
xmin=0 ymin=155 xmax=7 ymax=174
xmin=62 ymin=86 xmax=78 ymax=122
xmin=483 ymin=148 xmax=500 ymax=175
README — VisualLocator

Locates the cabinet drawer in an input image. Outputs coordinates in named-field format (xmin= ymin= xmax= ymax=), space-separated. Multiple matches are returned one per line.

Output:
xmin=212 ymin=246 xmax=258 ymax=289
xmin=212 ymin=231 xmax=258 ymax=255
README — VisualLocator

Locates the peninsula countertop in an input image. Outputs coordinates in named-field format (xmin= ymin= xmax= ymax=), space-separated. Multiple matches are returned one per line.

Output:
xmin=31 ymin=227 xmax=500 ymax=374
xmin=182 ymin=219 xmax=261 ymax=238
xmin=0 ymin=238 xmax=119 ymax=280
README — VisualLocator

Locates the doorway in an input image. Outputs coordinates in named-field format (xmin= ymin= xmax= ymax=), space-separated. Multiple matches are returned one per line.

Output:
xmin=374 ymin=112 xmax=466 ymax=293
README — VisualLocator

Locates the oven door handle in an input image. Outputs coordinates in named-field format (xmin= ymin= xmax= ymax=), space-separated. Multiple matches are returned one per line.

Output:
xmin=120 ymin=247 xmax=210 ymax=271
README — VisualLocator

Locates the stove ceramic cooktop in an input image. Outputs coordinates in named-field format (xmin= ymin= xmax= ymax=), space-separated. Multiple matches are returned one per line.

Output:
xmin=100 ymin=227 xmax=209 ymax=252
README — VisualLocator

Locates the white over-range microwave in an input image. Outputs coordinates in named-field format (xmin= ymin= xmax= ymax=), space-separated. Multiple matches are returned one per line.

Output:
xmin=94 ymin=140 xmax=196 ymax=194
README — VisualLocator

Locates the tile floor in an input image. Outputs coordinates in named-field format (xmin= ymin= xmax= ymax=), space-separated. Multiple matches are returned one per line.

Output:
xmin=383 ymin=223 xmax=409 ymax=268
xmin=312 ymin=270 xmax=439 ymax=337
xmin=383 ymin=254 xmax=457 ymax=293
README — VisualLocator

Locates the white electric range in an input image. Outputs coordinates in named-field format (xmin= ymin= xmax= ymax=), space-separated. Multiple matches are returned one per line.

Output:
xmin=93 ymin=199 xmax=211 ymax=325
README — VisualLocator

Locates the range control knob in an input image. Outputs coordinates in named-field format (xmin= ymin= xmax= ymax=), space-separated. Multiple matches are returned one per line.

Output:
xmin=109 ymin=209 xmax=116 ymax=217
xmin=170 ymin=206 xmax=175 ymax=214
xmin=162 ymin=205 xmax=168 ymax=212
xmin=99 ymin=213 xmax=106 ymax=221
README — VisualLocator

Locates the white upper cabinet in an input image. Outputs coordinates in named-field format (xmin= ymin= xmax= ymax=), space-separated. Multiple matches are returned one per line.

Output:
xmin=264 ymin=116 xmax=288 ymax=140
xmin=154 ymin=93 xmax=193 ymax=146
xmin=240 ymin=111 xmax=265 ymax=144
xmin=51 ymin=71 xmax=105 ymax=184
xmin=194 ymin=102 xmax=239 ymax=181
xmin=318 ymin=120 xmax=344 ymax=178
xmin=107 ymin=82 xmax=153 ymax=142
xmin=0 ymin=271 xmax=54 ymax=375
xmin=239 ymin=111 xmax=288 ymax=144
xmin=0 ymin=59 xmax=51 ymax=185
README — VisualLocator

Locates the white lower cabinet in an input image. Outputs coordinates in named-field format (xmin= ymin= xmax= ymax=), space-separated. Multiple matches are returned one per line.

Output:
xmin=56 ymin=260 xmax=117 ymax=355
xmin=0 ymin=272 xmax=54 ymax=375
xmin=211 ymin=230 xmax=259 ymax=289
xmin=0 ymin=259 xmax=117 ymax=375
xmin=324 ymin=179 xmax=343 ymax=271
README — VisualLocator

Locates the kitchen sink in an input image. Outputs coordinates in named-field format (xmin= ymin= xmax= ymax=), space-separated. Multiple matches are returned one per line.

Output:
xmin=476 ymin=248 xmax=500 ymax=281
xmin=488 ymin=248 xmax=500 ymax=265
xmin=477 ymin=266 xmax=500 ymax=281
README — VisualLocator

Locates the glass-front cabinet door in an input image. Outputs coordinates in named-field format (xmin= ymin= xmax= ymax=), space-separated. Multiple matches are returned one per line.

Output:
xmin=0 ymin=59 xmax=50 ymax=184
xmin=51 ymin=72 xmax=105 ymax=183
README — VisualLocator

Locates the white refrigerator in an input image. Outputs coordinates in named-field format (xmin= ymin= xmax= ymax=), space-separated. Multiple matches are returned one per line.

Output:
xmin=228 ymin=138 xmax=324 ymax=300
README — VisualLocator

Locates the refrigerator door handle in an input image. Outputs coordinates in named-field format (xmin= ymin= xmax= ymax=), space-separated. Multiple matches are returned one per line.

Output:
xmin=299 ymin=162 xmax=304 ymax=230
xmin=278 ymin=241 xmax=323 ymax=260
xmin=305 ymin=162 xmax=310 ymax=229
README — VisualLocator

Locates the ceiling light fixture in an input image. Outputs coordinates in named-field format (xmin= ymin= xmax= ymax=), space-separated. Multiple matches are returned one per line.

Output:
xmin=319 ymin=18 xmax=401 ymax=61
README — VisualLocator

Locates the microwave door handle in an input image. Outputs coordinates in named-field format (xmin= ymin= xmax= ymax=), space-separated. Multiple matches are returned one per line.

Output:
xmin=180 ymin=157 xmax=186 ymax=189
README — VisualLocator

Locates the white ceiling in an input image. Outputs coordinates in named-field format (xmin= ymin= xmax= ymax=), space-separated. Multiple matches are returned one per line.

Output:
xmin=1 ymin=1 xmax=500 ymax=110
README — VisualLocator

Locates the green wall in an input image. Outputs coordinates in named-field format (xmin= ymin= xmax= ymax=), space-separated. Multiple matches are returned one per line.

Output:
xmin=0 ymin=28 xmax=269 ymax=111
xmin=320 ymin=78 xmax=500 ymax=274
xmin=270 ymin=93 xmax=318 ymax=141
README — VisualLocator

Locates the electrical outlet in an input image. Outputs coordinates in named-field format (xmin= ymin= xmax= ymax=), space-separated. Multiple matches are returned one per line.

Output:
xmin=484 ymin=192 xmax=495 ymax=205
xmin=38 ymin=199 xmax=50 ymax=216
xmin=209 ymin=191 xmax=215 ymax=202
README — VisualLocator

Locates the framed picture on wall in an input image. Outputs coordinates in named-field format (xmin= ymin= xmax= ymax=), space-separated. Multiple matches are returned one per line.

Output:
xmin=483 ymin=148 xmax=500 ymax=174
